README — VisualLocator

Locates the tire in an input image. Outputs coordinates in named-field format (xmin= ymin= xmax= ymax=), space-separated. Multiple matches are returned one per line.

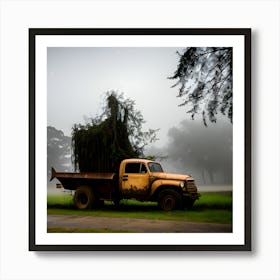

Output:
xmin=158 ymin=189 xmax=182 ymax=211
xmin=74 ymin=186 xmax=94 ymax=210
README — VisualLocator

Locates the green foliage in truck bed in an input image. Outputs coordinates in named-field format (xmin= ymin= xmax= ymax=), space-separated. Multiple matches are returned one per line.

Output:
xmin=71 ymin=91 xmax=157 ymax=173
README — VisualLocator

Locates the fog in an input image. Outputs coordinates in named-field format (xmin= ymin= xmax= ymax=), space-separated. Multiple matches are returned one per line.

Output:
xmin=47 ymin=47 xmax=233 ymax=191
xmin=47 ymin=114 xmax=232 ymax=192
xmin=47 ymin=47 xmax=186 ymax=147
xmin=146 ymin=115 xmax=232 ymax=187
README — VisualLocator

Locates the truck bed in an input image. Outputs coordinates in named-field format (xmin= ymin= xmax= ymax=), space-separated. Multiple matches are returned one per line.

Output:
xmin=50 ymin=168 xmax=117 ymax=193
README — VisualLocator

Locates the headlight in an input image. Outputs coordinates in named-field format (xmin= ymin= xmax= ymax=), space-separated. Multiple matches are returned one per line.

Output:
xmin=179 ymin=181 xmax=185 ymax=188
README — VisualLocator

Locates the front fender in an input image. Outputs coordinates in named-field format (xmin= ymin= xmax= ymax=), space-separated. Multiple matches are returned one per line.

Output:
xmin=150 ymin=179 xmax=182 ymax=196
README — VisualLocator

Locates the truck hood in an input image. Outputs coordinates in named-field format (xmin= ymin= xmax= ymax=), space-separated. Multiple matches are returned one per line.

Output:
xmin=151 ymin=172 xmax=192 ymax=181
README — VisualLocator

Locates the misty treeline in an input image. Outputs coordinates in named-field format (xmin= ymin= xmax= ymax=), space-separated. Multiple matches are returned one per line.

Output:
xmin=72 ymin=91 xmax=158 ymax=172
xmin=169 ymin=47 xmax=232 ymax=126
xmin=147 ymin=118 xmax=232 ymax=185
xmin=47 ymin=118 xmax=232 ymax=185
xmin=47 ymin=126 xmax=72 ymax=178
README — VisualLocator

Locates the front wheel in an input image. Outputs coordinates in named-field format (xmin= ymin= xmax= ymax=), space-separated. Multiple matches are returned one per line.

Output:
xmin=158 ymin=189 xmax=182 ymax=211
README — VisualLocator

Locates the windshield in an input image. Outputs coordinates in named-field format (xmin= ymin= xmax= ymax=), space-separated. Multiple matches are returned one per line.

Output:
xmin=148 ymin=162 xmax=164 ymax=173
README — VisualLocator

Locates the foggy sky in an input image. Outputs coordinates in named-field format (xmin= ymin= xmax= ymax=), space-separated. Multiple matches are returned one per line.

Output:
xmin=47 ymin=47 xmax=186 ymax=147
xmin=147 ymin=116 xmax=232 ymax=185
xmin=47 ymin=47 xmax=233 ymax=186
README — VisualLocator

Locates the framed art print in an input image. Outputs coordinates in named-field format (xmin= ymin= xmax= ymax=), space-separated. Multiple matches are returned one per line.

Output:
xmin=29 ymin=28 xmax=251 ymax=251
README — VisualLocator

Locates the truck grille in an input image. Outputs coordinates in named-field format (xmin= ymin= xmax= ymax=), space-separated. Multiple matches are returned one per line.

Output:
xmin=186 ymin=180 xmax=198 ymax=194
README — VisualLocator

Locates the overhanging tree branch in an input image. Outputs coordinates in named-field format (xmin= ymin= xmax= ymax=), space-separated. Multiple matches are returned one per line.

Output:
xmin=169 ymin=47 xmax=233 ymax=125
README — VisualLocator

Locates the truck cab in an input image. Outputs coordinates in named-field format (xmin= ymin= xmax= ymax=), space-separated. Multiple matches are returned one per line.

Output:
xmin=119 ymin=159 xmax=200 ymax=210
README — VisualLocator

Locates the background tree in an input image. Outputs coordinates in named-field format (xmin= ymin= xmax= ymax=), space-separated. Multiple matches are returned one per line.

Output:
xmin=146 ymin=118 xmax=232 ymax=185
xmin=166 ymin=119 xmax=232 ymax=185
xmin=72 ymin=91 xmax=158 ymax=173
xmin=47 ymin=126 xmax=72 ymax=177
xmin=169 ymin=47 xmax=232 ymax=125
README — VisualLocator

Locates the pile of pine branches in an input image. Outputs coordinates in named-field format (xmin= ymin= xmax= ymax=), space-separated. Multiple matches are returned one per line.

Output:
xmin=72 ymin=91 xmax=157 ymax=173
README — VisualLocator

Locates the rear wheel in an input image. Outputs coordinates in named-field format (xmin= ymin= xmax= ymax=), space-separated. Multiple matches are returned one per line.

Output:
xmin=74 ymin=186 xmax=94 ymax=209
xmin=158 ymin=189 xmax=182 ymax=211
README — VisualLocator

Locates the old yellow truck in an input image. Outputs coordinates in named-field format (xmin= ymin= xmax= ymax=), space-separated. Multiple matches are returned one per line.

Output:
xmin=50 ymin=158 xmax=200 ymax=211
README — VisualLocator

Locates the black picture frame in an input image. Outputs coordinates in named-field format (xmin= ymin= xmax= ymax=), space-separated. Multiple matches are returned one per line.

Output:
xmin=29 ymin=28 xmax=251 ymax=251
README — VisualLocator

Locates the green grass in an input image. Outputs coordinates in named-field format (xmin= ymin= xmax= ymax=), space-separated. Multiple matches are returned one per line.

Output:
xmin=47 ymin=191 xmax=232 ymax=210
xmin=47 ymin=192 xmax=232 ymax=224
xmin=47 ymin=193 xmax=74 ymax=208
xmin=195 ymin=192 xmax=232 ymax=210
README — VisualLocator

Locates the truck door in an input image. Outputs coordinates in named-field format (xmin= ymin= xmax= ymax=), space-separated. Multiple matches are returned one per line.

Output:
xmin=121 ymin=162 xmax=150 ymax=198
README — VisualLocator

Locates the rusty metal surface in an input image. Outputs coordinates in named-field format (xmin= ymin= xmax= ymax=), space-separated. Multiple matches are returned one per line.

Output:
xmin=50 ymin=167 xmax=115 ymax=181
xmin=186 ymin=180 xmax=198 ymax=193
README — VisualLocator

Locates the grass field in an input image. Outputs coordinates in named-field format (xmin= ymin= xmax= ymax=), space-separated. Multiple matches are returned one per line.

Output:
xmin=47 ymin=192 xmax=232 ymax=224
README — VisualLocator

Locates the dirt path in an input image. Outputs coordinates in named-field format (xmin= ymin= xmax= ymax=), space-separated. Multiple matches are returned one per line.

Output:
xmin=48 ymin=214 xmax=232 ymax=233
